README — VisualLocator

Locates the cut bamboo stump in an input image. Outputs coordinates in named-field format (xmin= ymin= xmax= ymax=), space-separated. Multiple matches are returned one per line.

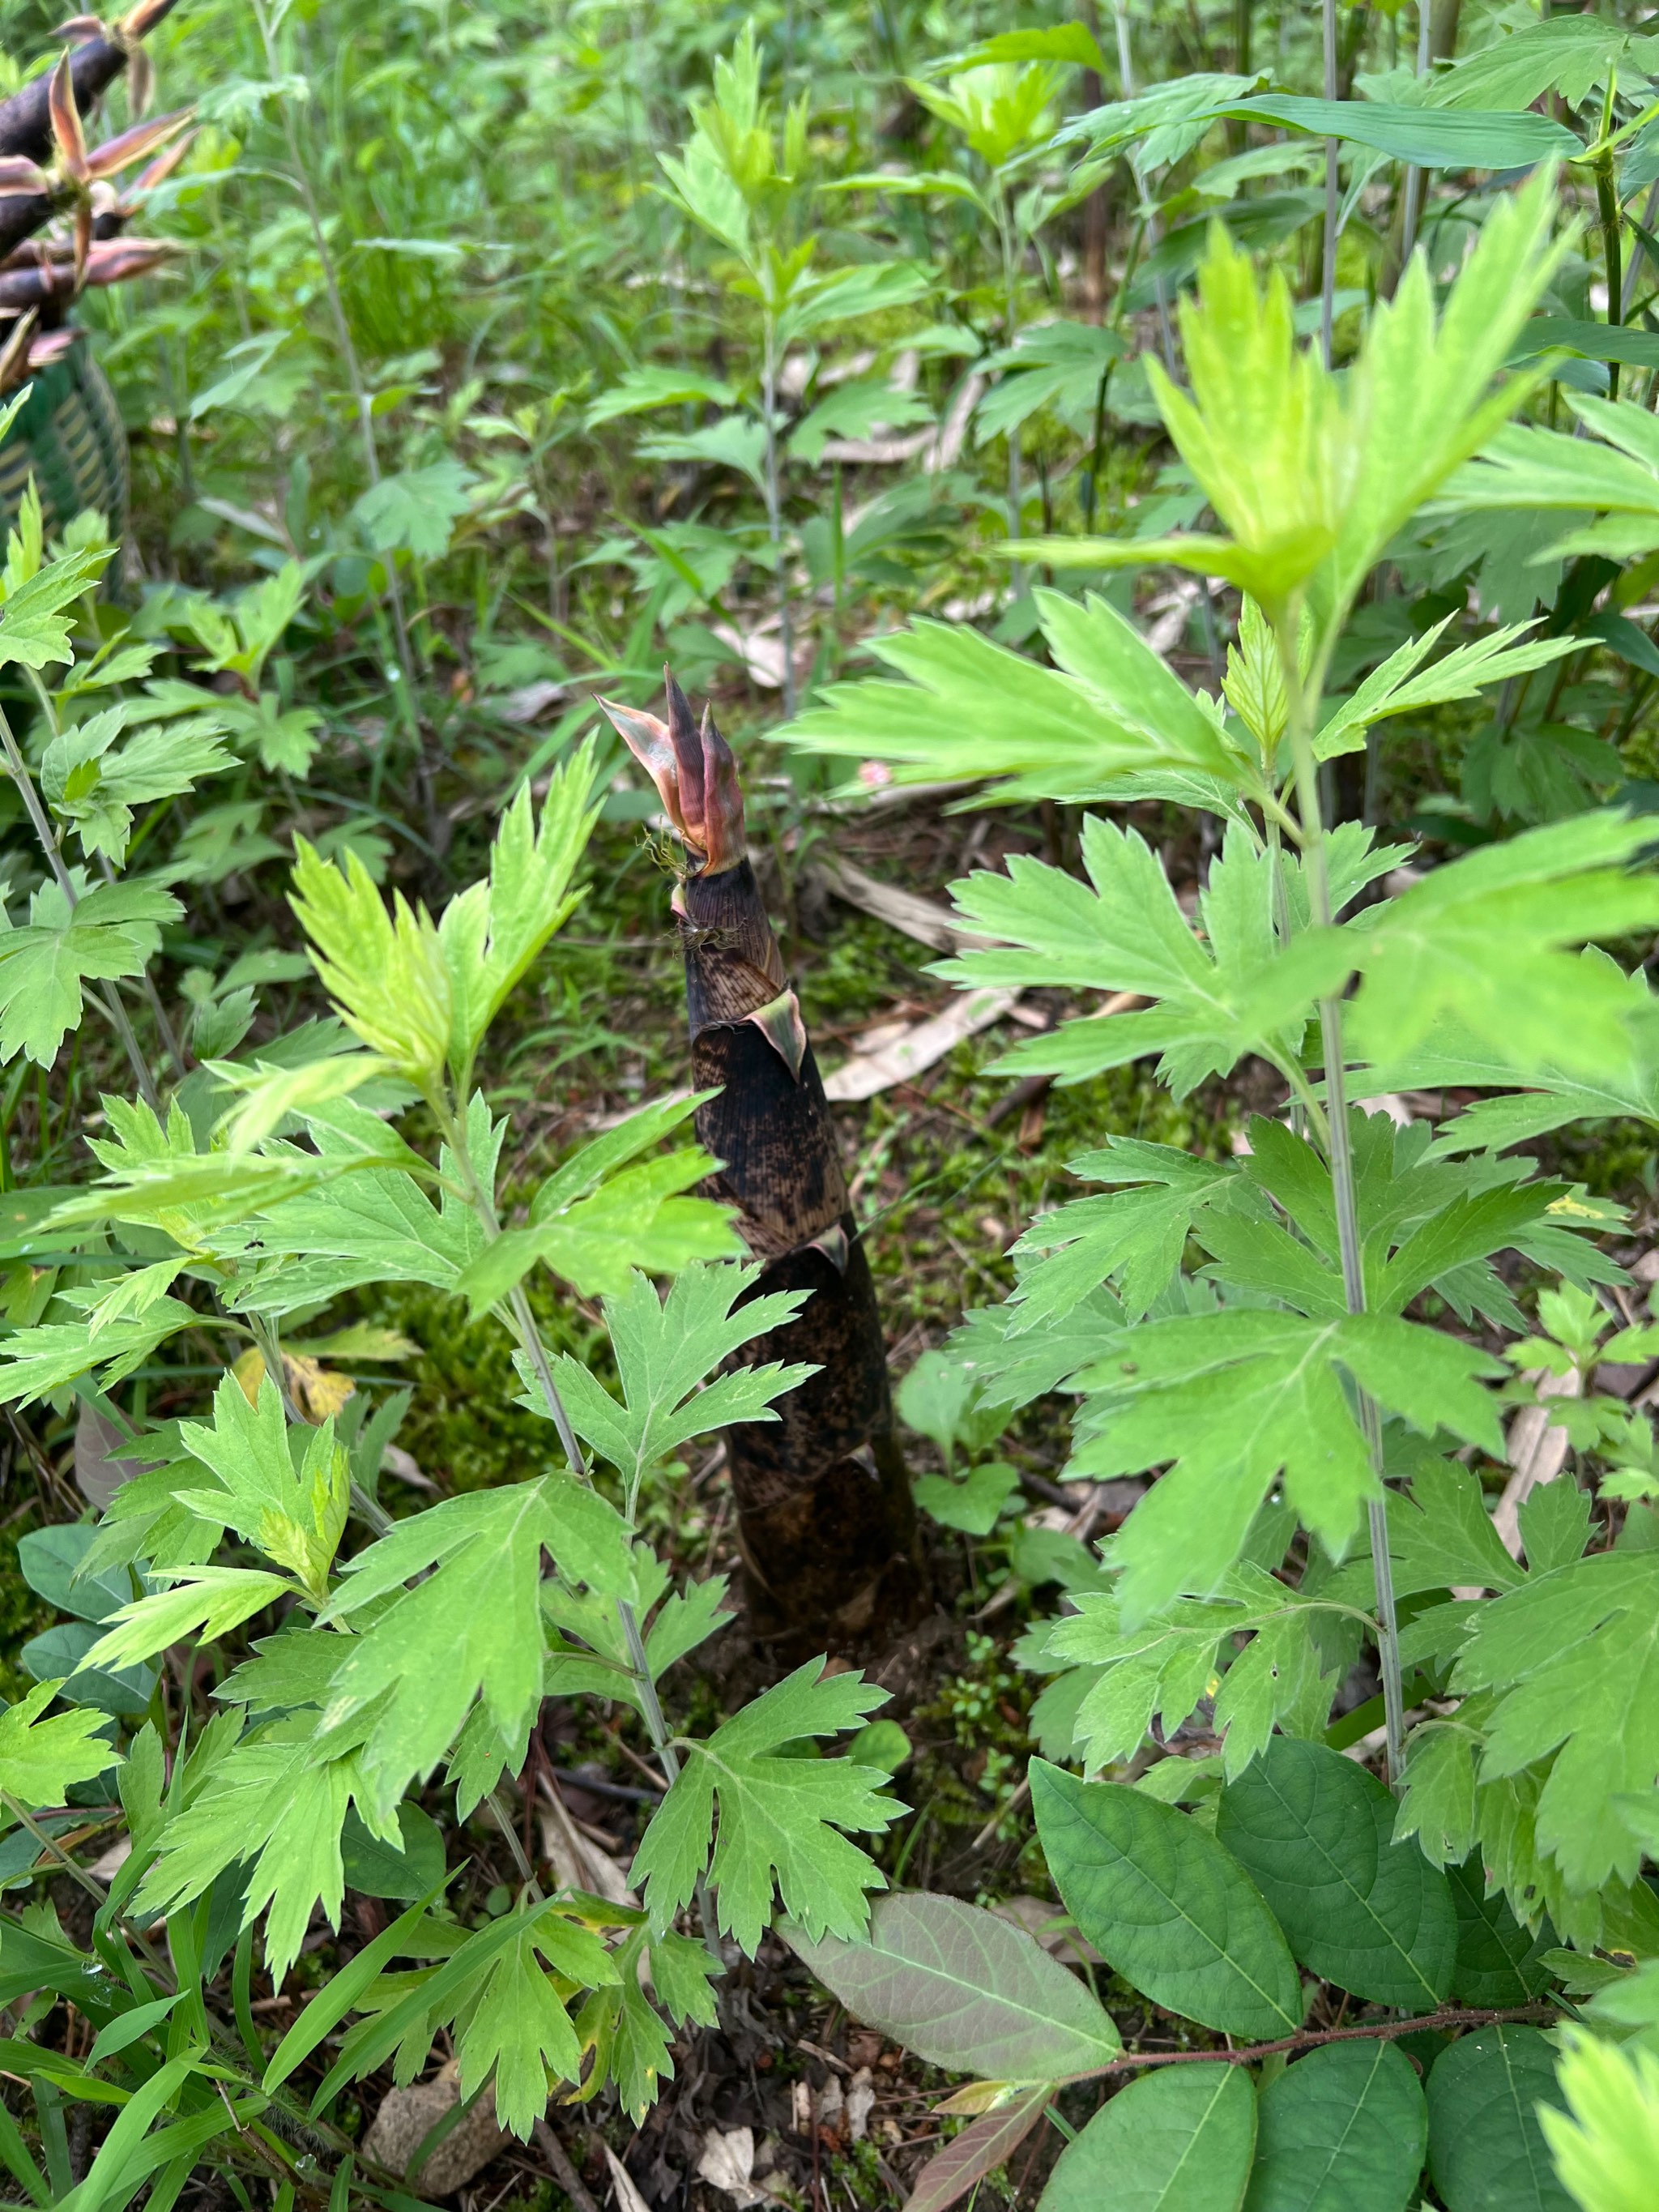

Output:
xmin=599 ymin=674 xmax=926 ymax=1655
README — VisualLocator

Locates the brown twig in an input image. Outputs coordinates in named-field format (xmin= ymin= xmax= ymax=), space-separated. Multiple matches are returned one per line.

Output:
xmin=532 ymin=2118 xmax=602 ymax=2212
xmin=1090 ymin=2003 xmax=1560 ymax=2075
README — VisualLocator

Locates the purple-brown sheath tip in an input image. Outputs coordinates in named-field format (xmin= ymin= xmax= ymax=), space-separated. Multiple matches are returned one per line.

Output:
xmin=597 ymin=671 xmax=748 ymax=876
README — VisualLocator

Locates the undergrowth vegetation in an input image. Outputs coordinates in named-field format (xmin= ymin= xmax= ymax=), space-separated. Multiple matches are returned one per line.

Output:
xmin=2 ymin=1 xmax=1659 ymax=2208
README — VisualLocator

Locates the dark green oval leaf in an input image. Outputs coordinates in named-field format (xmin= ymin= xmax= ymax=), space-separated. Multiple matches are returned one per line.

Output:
xmin=1217 ymin=1740 xmax=1456 ymax=2008
xmin=1447 ymin=1860 xmax=1554 ymax=2007
xmin=1243 ymin=2039 xmax=1427 ymax=2212
xmin=783 ymin=1891 xmax=1121 ymax=2080
xmin=16 ymin=1524 xmax=134 ymax=1624
xmin=1033 ymin=1761 xmax=1301 ymax=2039
xmin=1041 ymin=2064 xmax=1256 ymax=2212
xmin=20 ymin=1622 xmax=156 ymax=1719
xmin=340 ymin=1802 xmax=446 ymax=1901
xmin=1427 ymin=2027 xmax=1572 ymax=2212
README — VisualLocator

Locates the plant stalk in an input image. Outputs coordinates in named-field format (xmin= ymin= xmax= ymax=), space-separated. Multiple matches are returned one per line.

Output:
xmin=1320 ymin=0 xmax=1339 ymax=370
xmin=1278 ymin=625 xmax=1406 ymax=1788
xmin=249 ymin=0 xmax=423 ymax=738
xmin=435 ymin=1098 xmax=681 ymax=1787
xmin=996 ymin=183 xmax=1025 ymax=600
xmin=1400 ymin=0 xmax=1433 ymax=265
xmin=760 ymin=309 xmax=796 ymax=720
xmin=1595 ymin=143 xmax=1624 ymax=401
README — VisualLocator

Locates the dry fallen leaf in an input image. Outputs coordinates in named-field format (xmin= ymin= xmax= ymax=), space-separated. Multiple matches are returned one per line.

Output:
xmin=812 ymin=856 xmax=990 ymax=957
xmin=601 ymin=2142 xmax=655 ymax=2212
xmin=696 ymin=2126 xmax=765 ymax=2205
xmin=1492 ymin=1364 xmax=1584 ymax=1561
xmin=823 ymin=987 xmax=1020 ymax=1103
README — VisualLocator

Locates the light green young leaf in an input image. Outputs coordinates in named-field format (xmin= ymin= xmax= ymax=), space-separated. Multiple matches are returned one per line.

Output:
xmin=1028 ymin=172 xmax=1563 ymax=638
xmin=289 ymin=839 xmax=453 ymax=1088
xmin=41 ymin=706 xmax=234 ymax=864
xmin=1007 ymin=1140 xmax=1244 ymax=1329
xmin=632 ymin=1660 xmax=901 ymax=1954
xmin=305 ymin=1896 xmax=606 ymax=2122
xmin=586 ymin=366 xmax=740 ymax=427
xmin=170 ymin=1374 xmax=349 ymax=1598
xmin=1433 ymin=400 xmax=1659 ymax=566
xmin=894 ymin=1348 xmax=1010 ymax=1465
xmin=550 ymin=1260 xmax=812 ymax=1511
xmin=1145 ymin=225 xmax=1354 ymax=612
xmin=1313 ymin=614 xmax=1580 ymax=761
xmin=781 ymin=587 xmax=1251 ymax=809
xmin=80 ymin=1567 xmax=297 ymax=1673
xmin=0 ymin=1680 xmax=122 ymax=1808
xmin=788 ymin=378 xmax=934 ymax=464
xmin=1046 ymin=1564 xmax=1342 ymax=1778
xmin=234 ymin=1099 xmax=489 ymax=1315
xmin=1542 ymin=2027 xmax=1659 ymax=2212
xmin=1349 ymin=812 xmax=1659 ymax=1084
xmin=973 ymin=321 xmax=1124 ymax=445
xmin=455 ymin=1145 xmax=740 ymax=1313
xmin=656 ymin=140 xmax=752 ymax=256
xmin=637 ymin=414 xmax=769 ymax=489
xmin=0 ymin=544 xmax=113 ymax=672
xmin=437 ymin=746 xmax=602 ymax=1080
xmin=914 ymin=1460 xmax=1021 ymax=1534
xmin=1431 ymin=11 xmax=1641 ymax=111
xmin=779 ymin=260 xmax=933 ymax=344
xmin=0 ymin=1300 xmax=196 ymax=1407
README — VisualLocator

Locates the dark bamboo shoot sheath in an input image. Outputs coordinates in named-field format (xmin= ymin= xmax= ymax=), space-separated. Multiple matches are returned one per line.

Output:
xmin=0 ymin=197 xmax=58 ymax=265
xmin=0 ymin=0 xmax=181 ymax=164
xmin=0 ymin=241 xmax=171 ymax=313
xmin=600 ymin=675 xmax=925 ymax=1653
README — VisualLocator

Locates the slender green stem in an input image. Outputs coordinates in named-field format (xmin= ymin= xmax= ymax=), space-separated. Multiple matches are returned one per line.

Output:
xmin=996 ymin=186 xmax=1025 ymax=596
xmin=485 ymin=1787 xmax=543 ymax=1899
xmin=2 ymin=1792 xmax=106 ymax=1903
xmin=1320 ymin=0 xmax=1339 ymax=369
xmin=250 ymin=0 xmax=422 ymax=734
xmin=1277 ymin=622 xmax=1406 ymax=1788
xmin=760 ymin=306 xmax=796 ymax=720
xmin=1595 ymin=146 xmax=1624 ymax=400
xmin=433 ymin=1096 xmax=680 ymax=1787
xmin=1400 ymin=0 xmax=1432 ymax=264
xmin=0 ymin=702 xmax=160 ymax=1111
